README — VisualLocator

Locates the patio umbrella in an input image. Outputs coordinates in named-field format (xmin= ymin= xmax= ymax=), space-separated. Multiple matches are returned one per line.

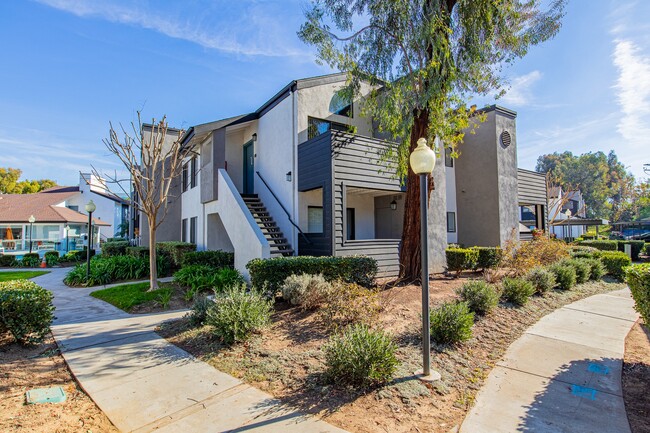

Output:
xmin=4 ymin=227 xmax=14 ymax=249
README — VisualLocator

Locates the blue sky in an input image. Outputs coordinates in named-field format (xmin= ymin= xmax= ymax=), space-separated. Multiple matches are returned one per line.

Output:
xmin=0 ymin=0 xmax=648 ymax=185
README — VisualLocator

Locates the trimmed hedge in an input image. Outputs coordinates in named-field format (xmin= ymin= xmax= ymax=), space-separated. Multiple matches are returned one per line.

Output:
xmin=446 ymin=248 xmax=479 ymax=276
xmin=617 ymin=240 xmax=645 ymax=261
xmin=64 ymin=254 xmax=171 ymax=287
xmin=22 ymin=253 xmax=41 ymax=268
xmin=0 ymin=255 xmax=17 ymax=267
xmin=0 ymin=279 xmax=55 ymax=343
xmin=106 ymin=237 xmax=126 ymax=242
xmin=472 ymin=246 xmax=502 ymax=270
xmin=102 ymin=241 xmax=129 ymax=257
xmin=126 ymin=246 xmax=150 ymax=258
xmin=577 ymin=240 xmax=618 ymax=251
xmin=44 ymin=251 xmax=60 ymax=267
xmin=64 ymin=249 xmax=95 ymax=262
xmin=625 ymin=263 xmax=650 ymax=323
xmin=182 ymin=250 xmax=234 ymax=269
xmin=156 ymin=242 xmax=196 ymax=268
xmin=599 ymin=251 xmax=632 ymax=281
xmin=246 ymin=256 xmax=378 ymax=292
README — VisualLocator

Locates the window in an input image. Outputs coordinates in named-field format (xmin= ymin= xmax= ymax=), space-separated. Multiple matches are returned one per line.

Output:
xmin=181 ymin=218 xmax=188 ymax=243
xmin=346 ymin=208 xmax=356 ymax=240
xmin=445 ymin=147 xmax=454 ymax=168
xmin=182 ymin=163 xmax=188 ymax=192
xmin=190 ymin=217 xmax=197 ymax=244
xmin=329 ymin=91 xmax=352 ymax=117
xmin=307 ymin=206 xmax=323 ymax=233
xmin=67 ymin=205 xmax=79 ymax=212
xmin=446 ymin=212 xmax=456 ymax=233
xmin=190 ymin=156 xmax=197 ymax=189
xmin=307 ymin=117 xmax=348 ymax=140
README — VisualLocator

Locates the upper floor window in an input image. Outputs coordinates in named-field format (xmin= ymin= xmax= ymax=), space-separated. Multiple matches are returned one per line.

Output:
xmin=329 ymin=91 xmax=353 ymax=117
xmin=307 ymin=117 xmax=348 ymax=140
xmin=190 ymin=156 xmax=197 ymax=189
xmin=182 ymin=163 xmax=188 ymax=192
xmin=444 ymin=147 xmax=454 ymax=168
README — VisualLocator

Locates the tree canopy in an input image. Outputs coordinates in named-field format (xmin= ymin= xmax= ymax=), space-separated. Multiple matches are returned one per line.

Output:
xmin=0 ymin=167 xmax=57 ymax=194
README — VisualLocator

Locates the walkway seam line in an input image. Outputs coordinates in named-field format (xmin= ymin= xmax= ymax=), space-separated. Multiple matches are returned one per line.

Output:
xmin=560 ymin=306 xmax=637 ymax=323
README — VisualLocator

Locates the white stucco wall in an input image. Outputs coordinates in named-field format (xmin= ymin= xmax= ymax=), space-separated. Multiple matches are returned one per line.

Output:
xmin=298 ymin=188 xmax=324 ymax=232
xmin=445 ymin=163 xmax=458 ymax=244
xmin=346 ymin=193 xmax=375 ymax=239
xmin=64 ymin=181 xmax=121 ymax=239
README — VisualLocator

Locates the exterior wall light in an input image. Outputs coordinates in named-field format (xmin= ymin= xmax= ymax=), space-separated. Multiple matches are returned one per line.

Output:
xmin=252 ymin=133 xmax=258 ymax=142
xmin=286 ymin=171 xmax=292 ymax=182
xmin=390 ymin=200 xmax=397 ymax=211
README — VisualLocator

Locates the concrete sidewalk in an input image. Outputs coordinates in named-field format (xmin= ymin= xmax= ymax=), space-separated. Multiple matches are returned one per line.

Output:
xmin=460 ymin=288 xmax=638 ymax=433
xmin=32 ymin=269 xmax=346 ymax=433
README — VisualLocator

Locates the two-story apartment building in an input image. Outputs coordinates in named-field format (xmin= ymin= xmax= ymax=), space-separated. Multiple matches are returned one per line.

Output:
xmin=141 ymin=73 xmax=547 ymax=277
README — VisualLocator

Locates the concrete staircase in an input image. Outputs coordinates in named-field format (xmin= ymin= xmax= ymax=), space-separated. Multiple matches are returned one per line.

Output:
xmin=241 ymin=194 xmax=294 ymax=257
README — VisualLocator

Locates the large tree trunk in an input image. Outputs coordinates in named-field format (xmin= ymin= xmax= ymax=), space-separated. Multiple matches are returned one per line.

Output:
xmin=399 ymin=109 xmax=434 ymax=282
xmin=148 ymin=221 xmax=159 ymax=291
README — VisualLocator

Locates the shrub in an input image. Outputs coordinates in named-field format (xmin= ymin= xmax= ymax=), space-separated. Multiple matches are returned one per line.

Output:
xmin=126 ymin=246 xmax=150 ymax=258
xmin=625 ymin=263 xmax=650 ymax=323
xmin=106 ymin=237 xmax=126 ymax=242
xmin=21 ymin=253 xmax=41 ymax=268
xmin=187 ymin=296 xmax=213 ymax=327
xmin=582 ymin=258 xmax=605 ymax=280
xmin=501 ymin=277 xmax=535 ymax=306
xmin=0 ymin=279 xmax=55 ymax=343
xmin=617 ymin=240 xmax=645 ymax=261
xmin=561 ymin=259 xmax=590 ymax=284
xmin=644 ymin=243 xmax=650 ymax=256
xmin=324 ymin=324 xmax=399 ymax=386
xmin=205 ymin=286 xmax=271 ymax=345
xmin=155 ymin=287 xmax=173 ymax=309
xmin=471 ymin=247 xmax=502 ymax=270
xmin=577 ymin=240 xmax=618 ymax=251
xmin=156 ymin=242 xmax=196 ymax=268
xmin=0 ymin=255 xmax=17 ymax=267
xmin=446 ymin=248 xmax=479 ymax=276
xmin=44 ymin=251 xmax=60 ymax=267
xmin=246 ymin=256 xmax=378 ymax=292
xmin=456 ymin=280 xmax=499 ymax=315
xmin=102 ymin=241 xmax=129 ymax=257
xmin=569 ymin=245 xmax=600 ymax=259
xmin=319 ymin=282 xmax=381 ymax=329
xmin=548 ymin=264 xmax=577 ymax=290
xmin=526 ymin=267 xmax=556 ymax=294
xmin=174 ymin=265 xmax=244 ymax=300
xmin=599 ymin=251 xmax=632 ymax=281
xmin=282 ymin=273 xmax=331 ymax=309
xmin=64 ymin=254 xmax=170 ymax=287
xmin=182 ymin=250 xmax=234 ymax=269
xmin=429 ymin=301 xmax=474 ymax=344
xmin=501 ymin=236 xmax=570 ymax=275
xmin=64 ymin=249 xmax=95 ymax=262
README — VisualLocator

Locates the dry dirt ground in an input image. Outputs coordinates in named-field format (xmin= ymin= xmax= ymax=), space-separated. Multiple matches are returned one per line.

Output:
xmin=623 ymin=319 xmax=650 ymax=433
xmin=0 ymin=333 xmax=118 ymax=433
xmin=159 ymin=273 xmax=624 ymax=433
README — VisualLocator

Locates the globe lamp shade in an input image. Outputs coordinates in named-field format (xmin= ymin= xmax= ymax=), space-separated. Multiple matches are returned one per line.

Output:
xmin=410 ymin=138 xmax=436 ymax=174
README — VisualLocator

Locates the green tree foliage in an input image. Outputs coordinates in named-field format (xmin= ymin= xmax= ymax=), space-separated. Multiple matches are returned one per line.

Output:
xmin=536 ymin=151 xmax=638 ymax=220
xmin=0 ymin=167 xmax=57 ymax=194
xmin=299 ymin=0 xmax=566 ymax=279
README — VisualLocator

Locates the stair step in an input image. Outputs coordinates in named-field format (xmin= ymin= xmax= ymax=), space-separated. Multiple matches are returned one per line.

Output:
xmin=271 ymin=248 xmax=294 ymax=255
xmin=241 ymin=194 xmax=258 ymax=199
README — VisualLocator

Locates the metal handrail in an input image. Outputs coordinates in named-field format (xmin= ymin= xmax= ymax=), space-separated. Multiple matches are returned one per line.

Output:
xmin=255 ymin=171 xmax=311 ymax=244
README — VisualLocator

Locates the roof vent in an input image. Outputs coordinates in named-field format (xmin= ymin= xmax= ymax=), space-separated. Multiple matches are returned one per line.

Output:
xmin=500 ymin=130 xmax=512 ymax=148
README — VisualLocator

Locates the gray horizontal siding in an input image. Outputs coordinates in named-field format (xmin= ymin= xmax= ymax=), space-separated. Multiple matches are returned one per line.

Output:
xmin=336 ymin=240 xmax=400 ymax=277
xmin=518 ymin=169 xmax=547 ymax=205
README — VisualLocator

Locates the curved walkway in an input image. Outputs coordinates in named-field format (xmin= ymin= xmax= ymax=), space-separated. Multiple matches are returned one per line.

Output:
xmin=460 ymin=288 xmax=639 ymax=433
xmin=28 ymin=269 xmax=346 ymax=433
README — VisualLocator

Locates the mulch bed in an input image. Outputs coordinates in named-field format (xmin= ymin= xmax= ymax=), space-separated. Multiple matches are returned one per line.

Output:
xmin=158 ymin=275 xmax=624 ymax=433
xmin=623 ymin=319 xmax=650 ymax=433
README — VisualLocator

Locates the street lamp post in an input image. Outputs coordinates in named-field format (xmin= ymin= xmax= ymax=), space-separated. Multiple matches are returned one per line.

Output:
xmin=85 ymin=200 xmax=96 ymax=281
xmin=565 ymin=209 xmax=572 ymax=241
xmin=409 ymin=138 xmax=440 ymax=382
xmin=65 ymin=225 xmax=70 ymax=252
xmin=28 ymin=215 xmax=36 ymax=254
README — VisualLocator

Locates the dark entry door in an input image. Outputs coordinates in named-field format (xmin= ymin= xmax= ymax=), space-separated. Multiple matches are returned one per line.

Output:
xmin=243 ymin=141 xmax=254 ymax=194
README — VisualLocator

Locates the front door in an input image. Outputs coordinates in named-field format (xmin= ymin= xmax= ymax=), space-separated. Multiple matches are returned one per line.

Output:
xmin=243 ymin=141 xmax=254 ymax=194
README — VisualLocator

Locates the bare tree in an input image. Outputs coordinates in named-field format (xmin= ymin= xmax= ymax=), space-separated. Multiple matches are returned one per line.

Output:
xmin=95 ymin=112 xmax=189 ymax=290
xmin=546 ymin=172 xmax=586 ymax=231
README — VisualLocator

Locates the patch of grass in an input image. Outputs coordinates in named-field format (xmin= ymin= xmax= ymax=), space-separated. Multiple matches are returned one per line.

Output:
xmin=90 ymin=282 xmax=172 ymax=312
xmin=0 ymin=271 xmax=49 ymax=282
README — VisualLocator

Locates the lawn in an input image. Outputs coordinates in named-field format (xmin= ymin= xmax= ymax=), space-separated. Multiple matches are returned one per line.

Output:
xmin=0 ymin=271 xmax=49 ymax=282
xmin=90 ymin=282 xmax=190 ymax=313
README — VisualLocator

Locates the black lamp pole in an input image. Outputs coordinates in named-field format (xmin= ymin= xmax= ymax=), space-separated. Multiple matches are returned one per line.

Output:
xmin=29 ymin=221 xmax=34 ymax=254
xmin=86 ymin=210 xmax=93 ymax=281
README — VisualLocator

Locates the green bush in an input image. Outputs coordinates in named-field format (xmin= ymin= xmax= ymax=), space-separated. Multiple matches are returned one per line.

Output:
xmin=0 ymin=255 xmax=17 ymax=267
xmin=0 ymin=279 xmax=55 ymax=343
xmin=582 ymin=258 xmax=605 ymax=280
xmin=102 ymin=241 xmax=129 ymax=257
xmin=174 ymin=265 xmax=244 ymax=300
xmin=106 ymin=237 xmax=126 ymax=242
xmin=548 ymin=264 xmax=577 ymax=290
xmin=187 ymin=296 xmax=213 ymax=327
xmin=471 ymin=247 xmax=502 ymax=270
xmin=182 ymin=250 xmax=234 ymax=269
xmin=126 ymin=246 xmax=150 ymax=258
xmin=644 ymin=243 xmax=650 ymax=256
xmin=526 ymin=267 xmax=556 ymax=294
xmin=456 ymin=280 xmax=499 ymax=315
xmin=282 ymin=274 xmax=331 ymax=309
xmin=599 ymin=251 xmax=632 ymax=281
xmin=569 ymin=245 xmax=600 ymax=259
xmin=324 ymin=324 xmax=399 ymax=386
xmin=156 ymin=242 xmax=196 ymax=268
xmin=445 ymin=248 xmax=479 ymax=276
xmin=430 ymin=301 xmax=474 ymax=344
xmin=501 ymin=277 xmax=535 ymax=306
xmin=64 ymin=249 xmax=95 ymax=262
xmin=21 ymin=253 xmax=41 ymax=268
xmin=205 ymin=286 xmax=271 ymax=345
xmin=625 ymin=263 xmax=650 ymax=323
xmin=64 ymin=254 xmax=170 ymax=287
xmin=561 ymin=259 xmax=590 ymax=284
xmin=617 ymin=240 xmax=645 ymax=261
xmin=577 ymin=240 xmax=618 ymax=251
xmin=44 ymin=251 xmax=60 ymax=267
xmin=246 ymin=256 xmax=377 ymax=292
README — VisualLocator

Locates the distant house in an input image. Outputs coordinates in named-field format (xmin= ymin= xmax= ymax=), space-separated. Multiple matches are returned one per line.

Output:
xmin=548 ymin=187 xmax=587 ymax=240
xmin=0 ymin=173 xmax=128 ymax=254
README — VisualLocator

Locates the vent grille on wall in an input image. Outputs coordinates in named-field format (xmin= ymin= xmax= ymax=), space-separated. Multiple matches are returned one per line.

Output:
xmin=500 ymin=131 xmax=512 ymax=148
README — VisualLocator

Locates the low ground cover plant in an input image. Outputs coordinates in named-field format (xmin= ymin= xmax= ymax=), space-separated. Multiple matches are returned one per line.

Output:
xmin=625 ymin=263 xmax=650 ymax=323
xmin=281 ymin=273 xmax=331 ymax=309
xmin=599 ymin=251 xmax=632 ymax=281
xmin=246 ymin=256 xmax=377 ymax=292
xmin=526 ymin=267 xmax=556 ymax=294
xmin=446 ymin=248 xmax=479 ymax=277
xmin=182 ymin=250 xmax=234 ymax=269
xmin=501 ymin=277 xmax=535 ymax=306
xmin=548 ymin=263 xmax=577 ymax=290
xmin=324 ymin=324 xmax=399 ymax=386
xmin=173 ymin=265 xmax=244 ymax=300
xmin=205 ymin=286 xmax=271 ymax=345
xmin=456 ymin=280 xmax=499 ymax=315
xmin=90 ymin=281 xmax=174 ymax=311
xmin=0 ymin=279 xmax=54 ymax=343
xmin=430 ymin=301 xmax=474 ymax=344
